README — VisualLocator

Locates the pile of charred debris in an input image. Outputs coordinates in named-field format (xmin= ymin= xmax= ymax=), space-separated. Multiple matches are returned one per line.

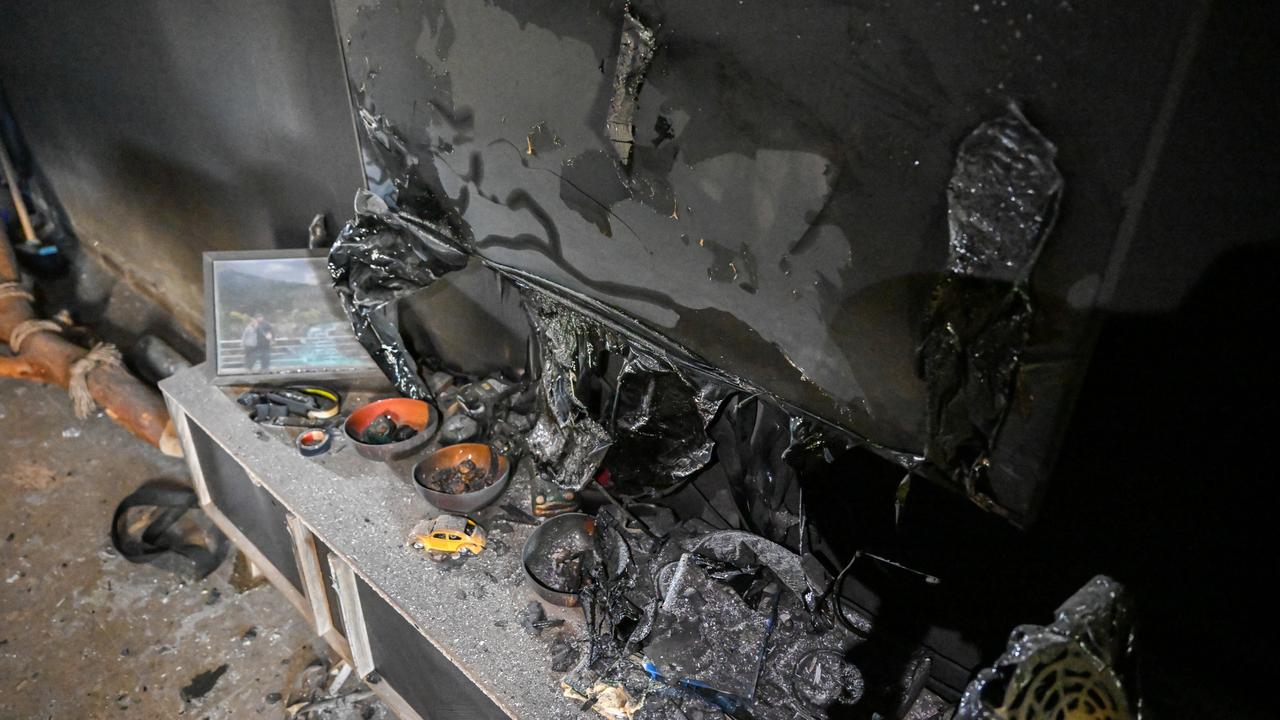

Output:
xmin=322 ymin=104 xmax=1141 ymax=719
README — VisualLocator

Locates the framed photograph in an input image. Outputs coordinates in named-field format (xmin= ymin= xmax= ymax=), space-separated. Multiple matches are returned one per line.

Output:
xmin=203 ymin=249 xmax=380 ymax=384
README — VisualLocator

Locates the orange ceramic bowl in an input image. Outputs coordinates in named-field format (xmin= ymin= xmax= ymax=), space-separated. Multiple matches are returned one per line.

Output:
xmin=343 ymin=397 xmax=437 ymax=461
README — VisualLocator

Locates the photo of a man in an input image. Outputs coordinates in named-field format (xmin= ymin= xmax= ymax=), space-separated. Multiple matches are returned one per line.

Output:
xmin=241 ymin=313 xmax=274 ymax=372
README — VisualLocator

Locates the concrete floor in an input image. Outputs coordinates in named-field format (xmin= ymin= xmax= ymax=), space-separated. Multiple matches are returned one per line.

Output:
xmin=0 ymin=378 xmax=381 ymax=718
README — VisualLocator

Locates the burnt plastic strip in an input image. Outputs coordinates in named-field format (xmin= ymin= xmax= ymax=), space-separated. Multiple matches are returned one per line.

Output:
xmin=605 ymin=10 xmax=656 ymax=168
xmin=918 ymin=106 xmax=1063 ymax=508
xmin=329 ymin=190 xmax=469 ymax=399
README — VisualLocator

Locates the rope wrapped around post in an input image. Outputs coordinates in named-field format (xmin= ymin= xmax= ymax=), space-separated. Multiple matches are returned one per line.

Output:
xmin=68 ymin=342 xmax=124 ymax=419
xmin=0 ymin=281 xmax=34 ymax=302
xmin=7 ymin=318 xmax=62 ymax=353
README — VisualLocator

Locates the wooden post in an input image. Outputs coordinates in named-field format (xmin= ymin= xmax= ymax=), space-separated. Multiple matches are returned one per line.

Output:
xmin=1 ymin=223 xmax=179 ymax=454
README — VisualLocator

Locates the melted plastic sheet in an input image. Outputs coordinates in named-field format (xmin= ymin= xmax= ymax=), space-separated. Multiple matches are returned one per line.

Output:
xmin=707 ymin=394 xmax=868 ymax=553
xmin=522 ymin=289 xmax=619 ymax=489
xmin=564 ymin=509 xmax=866 ymax=720
xmin=329 ymin=190 xmax=468 ymax=399
xmin=521 ymin=287 xmax=733 ymax=497
xmin=943 ymin=107 xmax=1063 ymax=283
xmin=956 ymin=575 xmax=1140 ymax=719
xmin=918 ymin=107 xmax=1063 ymax=508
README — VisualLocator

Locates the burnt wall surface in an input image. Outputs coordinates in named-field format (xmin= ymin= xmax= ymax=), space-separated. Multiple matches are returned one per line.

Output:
xmin=0 ymin=0 xmax=363 ymax=334
xmin=333 ymin=0 xmax=1204 ymax=523
xmin=0 ymin=0 xmax=1225 ymax=523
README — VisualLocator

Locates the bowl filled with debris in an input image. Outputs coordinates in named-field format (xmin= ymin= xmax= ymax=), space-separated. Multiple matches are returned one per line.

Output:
xmin=522 ymin=512 xmax=597 ymax=607
xmin=343 ymin=397 xmax=437 ymax=461
xmin=412 ymin=442 xmax=511 ymax=512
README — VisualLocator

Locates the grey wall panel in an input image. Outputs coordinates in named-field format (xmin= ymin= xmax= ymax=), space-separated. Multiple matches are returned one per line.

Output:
xmin=355 ymin=574 xmax=507 ymax=720
xmin=0 ymin=0 xmax=363 ymax=333
xmin=187 ymin=420 xmax=305 ymax=593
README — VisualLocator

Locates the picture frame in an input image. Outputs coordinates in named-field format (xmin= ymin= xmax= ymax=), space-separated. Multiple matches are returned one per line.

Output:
xmin=203 ymin=249 xmax=382 ymax=384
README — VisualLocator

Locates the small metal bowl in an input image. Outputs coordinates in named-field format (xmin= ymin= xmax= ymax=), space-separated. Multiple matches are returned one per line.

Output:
xmin=521 ymin=513 xmax=596 ymax=607
xmin=412 ymin=443 xmax=511 ymax=512
xmin=343 ymin=397 xmax=437 ymax=461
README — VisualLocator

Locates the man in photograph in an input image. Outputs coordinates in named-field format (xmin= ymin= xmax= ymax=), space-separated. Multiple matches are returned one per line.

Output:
xmin=242 ymin=313 xmax=274 ymax=372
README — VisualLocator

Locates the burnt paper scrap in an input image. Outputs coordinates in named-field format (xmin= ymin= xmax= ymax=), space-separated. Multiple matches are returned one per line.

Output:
xmin=919 ymin=106 xmax=1063 ymax=503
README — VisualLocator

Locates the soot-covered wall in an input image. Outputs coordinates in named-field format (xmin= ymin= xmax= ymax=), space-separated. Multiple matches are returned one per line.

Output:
xmin=332 ymin=0 xmax=1205 ymax=522
xmin=0 ymin=0 xmax=363 ymax=334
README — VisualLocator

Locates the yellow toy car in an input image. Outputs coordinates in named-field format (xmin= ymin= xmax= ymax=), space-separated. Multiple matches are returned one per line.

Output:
xmin=410 ymin=515 xmax=486 ymax=561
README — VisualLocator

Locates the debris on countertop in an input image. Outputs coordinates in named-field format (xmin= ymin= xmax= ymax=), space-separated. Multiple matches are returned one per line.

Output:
xmin=176 ymin=361 xmax=899 ymax=719
xmin=423 ymin=457 xmax=498 ymax=494
xmin=549 ymin=635 xmax=581 ymax=673
xmin=643 ymin=555 xmax=772 ymax=699
xmin=519 ymin=601 xmax=566 ymax=637
xmin=564 ymin=681 xmax=644 ymax=720
xmin=440 ymin=413 xmax=480 ymax=443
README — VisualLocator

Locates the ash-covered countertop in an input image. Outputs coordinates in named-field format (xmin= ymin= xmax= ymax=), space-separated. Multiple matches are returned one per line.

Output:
xmin=161 ymin=365 xmax=585 ymax=720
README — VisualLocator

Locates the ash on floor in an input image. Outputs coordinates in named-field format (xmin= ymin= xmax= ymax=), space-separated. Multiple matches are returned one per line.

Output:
xmin=0 ymin=378 xmax=387 ymax=718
